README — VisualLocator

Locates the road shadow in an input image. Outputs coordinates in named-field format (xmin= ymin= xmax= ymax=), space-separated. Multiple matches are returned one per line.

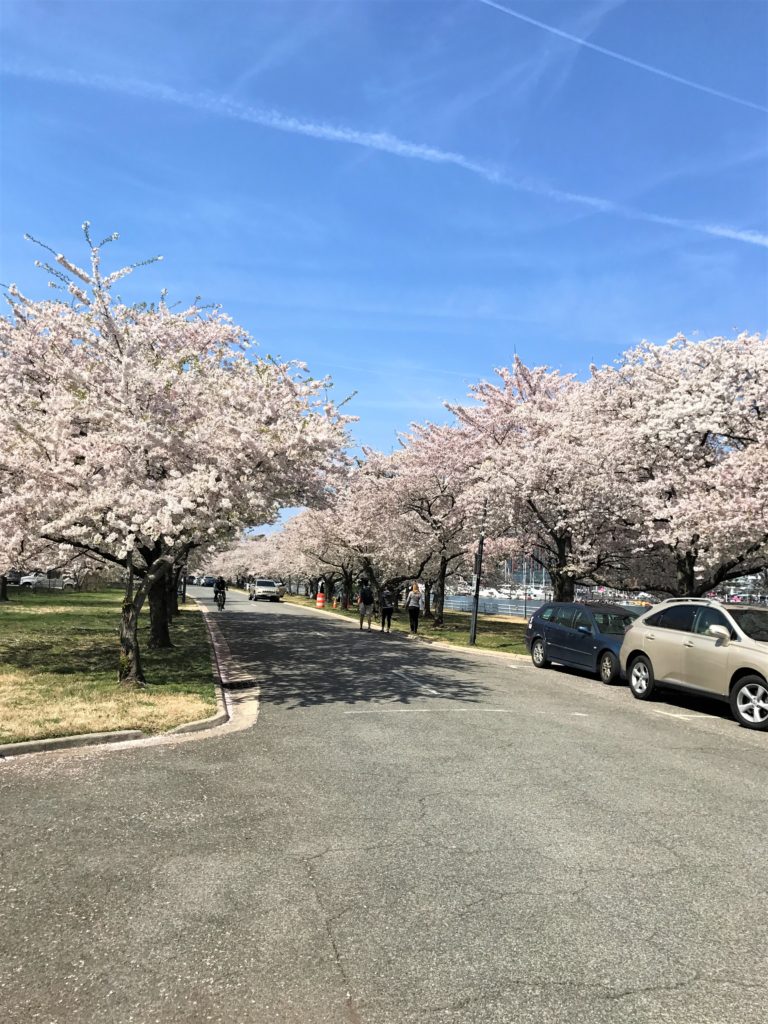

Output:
xmin=218 ymin=607 xmax=489 ymax=709
xmin=641 ymin=686 xmax=734 ymax=723
xmin=538 ymin=663 xmax=736 ymax=726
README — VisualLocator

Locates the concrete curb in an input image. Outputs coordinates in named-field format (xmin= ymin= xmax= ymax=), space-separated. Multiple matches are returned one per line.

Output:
xmin=0 ymin=730 xmax=145 ymax=759
xmin=189 ymin=598 xmax=235 ymax=711
xmin=0 ymin=601 xmax=233 ymax=761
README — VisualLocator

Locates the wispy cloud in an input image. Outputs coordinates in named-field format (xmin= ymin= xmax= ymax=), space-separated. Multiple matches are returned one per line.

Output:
xmin=438 ymin=1 xmax=623 ymax=124
xmin=224 ymin=7 xmax=334 ymax=100
xmin=477 ymin=0 xmax=768 ymax=113
xmin=3 ymin=63 xmax=767 ymax=249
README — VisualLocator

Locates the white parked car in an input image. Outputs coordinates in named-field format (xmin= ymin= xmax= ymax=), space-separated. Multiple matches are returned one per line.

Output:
xmin=248 ymin=579 xmax=286 ymax=602
xmin=19 ymin=573 xmax=75 ymax=590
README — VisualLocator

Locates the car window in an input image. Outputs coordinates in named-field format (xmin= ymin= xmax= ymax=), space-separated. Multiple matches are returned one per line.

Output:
xmin=730 ymin=609 xmax=768 ymax=642
xmin=693 ymin=607 xmax=732 ymax=637
xmin=572 ymin=609 xmax=592 ymax=631
xmin=553 ymin=606 xmax=576 ymax=628
xmin=539 ymin=606 xmax=555 ymax=622
xmin=657 ymin=605 xmax=697 ymax=632
xmin=644 ymin=611 xmax=664 ymax=627
xmin=256 ymin=580 xmax=276 ymax=587
xmin=593 ymin=611 xmax=636 ymax=635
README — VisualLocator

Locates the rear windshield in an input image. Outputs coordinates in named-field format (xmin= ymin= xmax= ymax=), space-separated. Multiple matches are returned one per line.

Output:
xmin=730 ymin=609 xmax=768 ymax=642
xmin=592 ymin=611 xmax=637 ymax=635
xmin=256 ymin=579 xmax=276 ymax=587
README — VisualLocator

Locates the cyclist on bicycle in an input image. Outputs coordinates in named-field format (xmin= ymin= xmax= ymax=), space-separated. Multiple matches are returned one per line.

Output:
xmin=213 ymin=576 xmax=227 ymax=609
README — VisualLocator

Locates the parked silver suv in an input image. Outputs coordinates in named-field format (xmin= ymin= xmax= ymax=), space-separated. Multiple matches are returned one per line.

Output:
xmin=620 ymin=599 xmax=768 ymax=730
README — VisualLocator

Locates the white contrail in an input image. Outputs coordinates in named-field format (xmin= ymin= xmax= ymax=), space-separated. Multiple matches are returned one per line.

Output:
xmin=3 ymin=63 xmax=767 ymax=248
xmin=477 ymin=0 xmax=768 ymax=113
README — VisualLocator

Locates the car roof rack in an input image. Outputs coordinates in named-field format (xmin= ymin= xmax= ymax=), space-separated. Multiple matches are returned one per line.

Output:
xmin=658 ymin=597 xmax=713 ymax=604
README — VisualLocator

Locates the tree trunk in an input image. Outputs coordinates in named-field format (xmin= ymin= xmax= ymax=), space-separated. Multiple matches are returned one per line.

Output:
xmin=323 ymin=574 xmax=337 ymax=603
xmin=675 ymin=549 xmax=697 ymax=596
xmin=432 ymin=555 xmax=448 ymax=626
xmin=551 ymin=574 xmax=575 ymax=601
xmin=0 ymin=575 xmax=8 ymax=602
xmin=166 ymin=567 xmax=180 ymax=619
xmin=423 ymin=581 xmax=432 ymax=618
xmin=119 ymin=596 xmax=145 ymax=686
xmin=148 ymin=573 xmax=173 ymax=648
xmin=550 ymin=532 xmax=575 ymax=601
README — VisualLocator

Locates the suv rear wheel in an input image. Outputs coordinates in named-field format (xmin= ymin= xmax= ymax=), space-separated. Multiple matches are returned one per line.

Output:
xmin=531 ymin=638 xmax=550 ymax=668
xmin=628 ymin=655 xmax=656 ymax=700
xmin=730 ymin=676 xmax=768 ymax=731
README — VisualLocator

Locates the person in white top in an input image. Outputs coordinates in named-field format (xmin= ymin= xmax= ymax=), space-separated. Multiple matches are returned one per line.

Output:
xmin=404 ymin=582 xmax=425 ymax=634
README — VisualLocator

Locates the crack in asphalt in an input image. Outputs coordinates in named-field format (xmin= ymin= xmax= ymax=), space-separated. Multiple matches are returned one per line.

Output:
xmin=417 ymin=972 xmax=768 ymax=1020
xmin=301 ymin=854 xmax=364 ymax=1024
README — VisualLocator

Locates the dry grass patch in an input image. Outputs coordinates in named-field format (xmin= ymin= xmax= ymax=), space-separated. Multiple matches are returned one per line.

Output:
xmin=0 ymin=678 xmax=212 ymax=743
xmin=0 ymin=590 xmax=215 ymax=744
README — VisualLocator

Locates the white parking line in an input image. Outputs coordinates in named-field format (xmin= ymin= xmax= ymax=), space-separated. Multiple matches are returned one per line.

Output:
xmin=654 ymin=710 xmax=703 ymax=720
xmin=343 ymin=708 xmax=518 ymax=715
xmin=394 ymin=670 xmax=439 ymax=695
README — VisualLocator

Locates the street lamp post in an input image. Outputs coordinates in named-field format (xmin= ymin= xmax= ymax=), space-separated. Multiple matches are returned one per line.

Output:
xmin=469 ymin=502 xmax=487 ymax=646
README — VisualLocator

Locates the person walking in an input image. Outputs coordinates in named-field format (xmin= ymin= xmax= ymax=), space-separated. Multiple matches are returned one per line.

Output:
xmin=380 ymin=586 xmax=394 ymax=633
xmin=357 ymin=579 xmax=375 ymax=631
xmin=405 ymin=582 xmax=424 ymax=634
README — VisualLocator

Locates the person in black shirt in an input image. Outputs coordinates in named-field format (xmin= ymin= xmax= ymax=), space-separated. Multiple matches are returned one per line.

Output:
xmin=380 ymin=587 xmax=394 ymax=633
xmin=357 ymin=580 xmax=375 ymax=631
xmin=213 ymin=576 xmax=227 ymax=609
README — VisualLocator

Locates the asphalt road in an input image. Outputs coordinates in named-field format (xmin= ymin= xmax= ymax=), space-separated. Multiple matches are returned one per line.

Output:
xmin=1 ymin=588 xmax=767 ymax=1024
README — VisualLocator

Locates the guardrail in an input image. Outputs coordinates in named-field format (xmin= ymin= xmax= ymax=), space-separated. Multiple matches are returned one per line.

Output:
xmin=444 ymin=596 xmax=545 ymax=617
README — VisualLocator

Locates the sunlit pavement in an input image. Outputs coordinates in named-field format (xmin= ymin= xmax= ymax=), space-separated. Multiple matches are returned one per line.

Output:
xmin=1 ymin=586 xmax=767 ymax=1024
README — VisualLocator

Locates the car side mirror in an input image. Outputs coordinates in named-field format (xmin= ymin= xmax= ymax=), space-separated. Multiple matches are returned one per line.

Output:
xmin=577 ymin=625 xmax=591 ymax=635
xmin=708 ymin=624 xmax=730 ymax=644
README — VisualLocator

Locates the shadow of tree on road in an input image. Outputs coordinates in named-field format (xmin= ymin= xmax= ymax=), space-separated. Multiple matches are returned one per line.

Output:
xmin=217 ymin=608 xmax=489 ymax=709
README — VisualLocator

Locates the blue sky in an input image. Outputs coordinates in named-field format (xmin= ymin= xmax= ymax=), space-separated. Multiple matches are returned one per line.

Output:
xmin=1 ymin=0 xmax=767 ymax=452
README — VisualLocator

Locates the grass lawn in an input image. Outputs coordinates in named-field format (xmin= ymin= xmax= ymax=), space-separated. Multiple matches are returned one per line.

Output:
xmin=282 ymin=594 xmax=529 ymax=656
xmin=0 ymin=589 xmax=216 ymax=744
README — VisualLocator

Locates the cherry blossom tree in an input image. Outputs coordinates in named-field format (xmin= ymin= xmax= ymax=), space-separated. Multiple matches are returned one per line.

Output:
xmin=210 ymin=534 xmax=288 ymax=587
xmin=593 ymin=333 xmax=768 ymax=595
xmin=276 ymin=509 xmax=359 ymax=602
xmin=254 ymin=459 xmax=439 ymax=608
xmin=370 ymin=425 xmax=478 ymax=625
xmin=449 ymin=359 xmax=634 ymax=601
xmin=334 ymin=460 xmax=438 ymax=596
xmin=0 ymin=226 xmax=350 ymax=683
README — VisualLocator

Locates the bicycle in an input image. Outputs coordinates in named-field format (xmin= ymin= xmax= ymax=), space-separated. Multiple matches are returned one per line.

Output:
xmin=214 ymin=589 xmax=226 ymax=611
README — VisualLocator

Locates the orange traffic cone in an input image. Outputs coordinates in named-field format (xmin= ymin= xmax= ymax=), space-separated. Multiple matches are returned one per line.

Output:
xmin=316 ymin=591 xmax=326 ymax=609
